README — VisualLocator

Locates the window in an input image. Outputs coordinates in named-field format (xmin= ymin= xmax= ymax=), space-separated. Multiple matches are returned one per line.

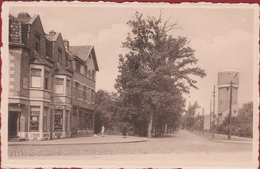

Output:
xmin=58 ymin=48 xmax=62 ymax=64
xmin=75 ymin=62 xmax=81 ymax=72
xmin=30 ymin=106 xmax=40 ymax=131
xmin=87 ymin=70 xmax=92 ymax=78
xmin=55 ymin=78 xmax=64 ymax=94
xmin=35 ymin=33 xmax=40 ymax=52
xmin=31 ymin=68 xmax=41 ymax=88
xmin=84 ymin=86 xmax=87 ymax=101
xmin=75 ymin=82 xmax=79 ymax=98
xmin=84 ymin=66 xmax=88 ymax=76
xmin=44 ymin=70 xmax=49 ymax=90
xmin=66 ymin=79 xmax=70 ymax=96
xmin=65 ymin=54 xmax=68 ymax=67
xmin=92 ymin=70 xmax=95 ymax=80
xmin=87 ymin=88 xmax=91 ymax=102
xmin=43 ymin=107 xmax=48 ymax=132
xmin=91 ymin=89 xmax=95 ymax=103
xmin=54 ymin=110 xmax=63 ymax=131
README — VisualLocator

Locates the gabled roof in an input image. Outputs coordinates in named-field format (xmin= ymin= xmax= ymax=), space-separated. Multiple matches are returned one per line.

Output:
xmin=69 ymin=46 xmax=93 ymax=61
xmin=69 ymin=45 xmax=99 ymax=71
xmin=30 ymin=51 xmax=53 ymax=67
xmin=45 ymin=32 xmax=61 ymax=42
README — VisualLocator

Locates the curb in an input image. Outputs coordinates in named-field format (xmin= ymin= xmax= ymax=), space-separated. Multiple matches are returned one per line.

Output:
xmin=8 ymin=139 xmax=149 ymax=146
xmin=188 ymin=130 xmax=252 ymax=144
xmin=209 ymin=138 xmax=252 ymax=144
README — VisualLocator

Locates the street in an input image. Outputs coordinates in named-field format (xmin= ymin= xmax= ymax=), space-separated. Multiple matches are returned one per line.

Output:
xmin=9 ymin=130 xmax=252 ymax=156
xmin=6 ymin=130 xmax=255 ymax=168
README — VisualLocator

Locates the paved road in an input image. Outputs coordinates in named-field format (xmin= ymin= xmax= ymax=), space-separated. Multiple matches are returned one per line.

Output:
xmin=8 ymin=130 xmax=252 ymax=157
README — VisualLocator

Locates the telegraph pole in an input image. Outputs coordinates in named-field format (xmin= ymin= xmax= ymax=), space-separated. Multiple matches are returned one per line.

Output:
xmin=228 ymin=81 xmax=234 ymax=140
xmin=210 ymin=99 xmax=212 ymax=133
xmin=212 ymin=86 xmax=215 ymax=139
xmin=202 ymin=108 xmax=204 ymax=134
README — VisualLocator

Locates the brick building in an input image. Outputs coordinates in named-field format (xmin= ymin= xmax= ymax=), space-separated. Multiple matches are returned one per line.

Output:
xmin=8 ymin=12 xmax=99 ymax=141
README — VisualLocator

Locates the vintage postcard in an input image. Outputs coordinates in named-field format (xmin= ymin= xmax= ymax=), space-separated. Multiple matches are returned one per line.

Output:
xmin=1 ymin=1 xmax=259 ymax=168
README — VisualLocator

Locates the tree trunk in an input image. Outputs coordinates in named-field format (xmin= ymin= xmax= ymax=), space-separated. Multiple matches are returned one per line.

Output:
xmin=147 ymin=111 xmax=153 ymax=138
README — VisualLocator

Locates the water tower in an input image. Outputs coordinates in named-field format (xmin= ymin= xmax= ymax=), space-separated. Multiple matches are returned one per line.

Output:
xmin=217 ymin=70 xmax=239 ymax=123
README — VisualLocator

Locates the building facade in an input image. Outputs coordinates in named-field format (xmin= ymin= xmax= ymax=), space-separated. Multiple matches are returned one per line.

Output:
xmin=8 ymin=12 xmax=99 ymax=141
xmin=217 ymin=70 xmax=239 ymax=123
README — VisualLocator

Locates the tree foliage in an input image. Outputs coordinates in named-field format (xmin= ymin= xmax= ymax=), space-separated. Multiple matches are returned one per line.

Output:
xmin=115 ymin=12 xmax=206 ymax=138
xmin=94 ymin=89 xmax=120 ymax=134
xmin=216 ymin=102 xmax=253 ymax=138
xmin=181 ymin=101 xmax=201 ymax=130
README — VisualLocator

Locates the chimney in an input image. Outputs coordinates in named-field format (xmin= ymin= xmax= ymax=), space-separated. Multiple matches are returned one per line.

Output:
xmin=64 ymin=39 xmax=69 ymax=50
xmin=49 ymin=30 xmax=56 ymax=35
xmin=17 ymin=12 xmax=30 ymax=19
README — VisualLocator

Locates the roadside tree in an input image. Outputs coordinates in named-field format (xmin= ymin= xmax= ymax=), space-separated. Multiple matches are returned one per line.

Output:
xmin=115 ymin=12 xmax=206 ymax=138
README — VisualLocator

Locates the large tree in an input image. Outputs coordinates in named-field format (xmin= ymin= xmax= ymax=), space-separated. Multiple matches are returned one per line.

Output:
xmin=115 ymin=12 xmax=206 ymax=138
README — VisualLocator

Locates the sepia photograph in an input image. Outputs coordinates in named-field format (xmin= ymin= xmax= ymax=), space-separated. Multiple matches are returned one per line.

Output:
xmin=1 ymin=2 xmax=259 ymax=168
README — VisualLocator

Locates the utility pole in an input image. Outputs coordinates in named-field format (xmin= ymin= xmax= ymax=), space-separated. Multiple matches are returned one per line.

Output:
xmin=202 ymin=108 xmax=204 ymax=134
xmin=212 ymin=86 xmax=215 ymax=139
xmin=228 ymin=81 xmax=234 ymax=140
xmin=210 ymin=99 xmax=212 ymax=133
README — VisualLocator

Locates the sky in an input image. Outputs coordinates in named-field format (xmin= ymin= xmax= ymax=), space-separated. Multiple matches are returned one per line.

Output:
xmin=9 ymin=3 xmax=257 ymax=115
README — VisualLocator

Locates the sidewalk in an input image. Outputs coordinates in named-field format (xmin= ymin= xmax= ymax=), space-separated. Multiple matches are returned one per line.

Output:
xmin=8 ymin=135 xmax=149 ymax=146
xmin=190 ymin=130 xmax=252 ymax=144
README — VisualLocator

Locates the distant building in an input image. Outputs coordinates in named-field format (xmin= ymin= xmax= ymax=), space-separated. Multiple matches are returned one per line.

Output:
xmin=203 ymin=114 xmax=211 ymax=131
xmin=217 ymin=70 xmax=239 ymax=123
xmin=8 ymin=12 xmax=99 ymax=141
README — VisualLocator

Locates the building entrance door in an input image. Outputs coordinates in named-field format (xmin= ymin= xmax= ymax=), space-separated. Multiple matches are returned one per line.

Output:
xmin=8 ymin=111 xmax=20 ymax=137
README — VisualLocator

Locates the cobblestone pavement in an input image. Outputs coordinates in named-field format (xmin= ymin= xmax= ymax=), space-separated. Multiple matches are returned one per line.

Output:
xmin=8 ymin=130 xmax=252 ymax=157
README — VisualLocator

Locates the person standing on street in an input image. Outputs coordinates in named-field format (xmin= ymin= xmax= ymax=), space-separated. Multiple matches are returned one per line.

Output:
xmin=101 ymin=125 xmax=105 ymax=137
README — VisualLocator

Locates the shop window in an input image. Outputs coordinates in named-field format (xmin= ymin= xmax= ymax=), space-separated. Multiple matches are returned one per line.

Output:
xmin=66 ymin=110 xmax=69 ymax=132
xmin=54 ymin=110 xmax=63 ymax=131
xmin=44 ymin=70 xmax=49 ymax=90
xmin=86 ymin=114 xmax=93 ymax=129
xmin=55 ymin=78 xmax=64 ymax=94
xmin=79 ymin=111 xmax=83 ymax=129
xmin=30 ymin=106 xmax=40 ymax=131
xmin=66 ymin=79 xmax=70 ymax=96
xmin=31 ymin=68 xmax=41 ymax=88
xmin=43 ymin=107 xmax=48 ymax=132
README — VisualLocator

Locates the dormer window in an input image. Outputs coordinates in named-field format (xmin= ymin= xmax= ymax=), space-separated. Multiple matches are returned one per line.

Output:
xmin=34 ymin=33 xmax=40 ymax=52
